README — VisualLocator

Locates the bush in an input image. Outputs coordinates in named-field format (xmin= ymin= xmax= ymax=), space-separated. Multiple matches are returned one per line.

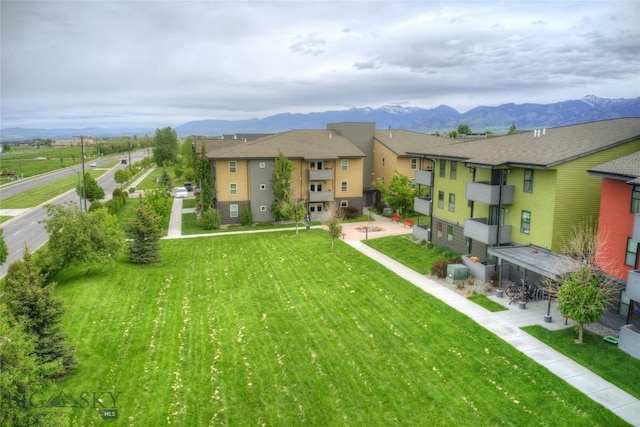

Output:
xmin=340 ymin=206 xmax=359 ymax=219
xmin=432 ymin=260 xmax=448 ymax=278
xmin=129 ymin=187 xmax=136 ymax=193
xmin=88 ymin=200 xmax=103 ymax=212
xmin=240 ymin=207 xmax=253 ymax=226
xmin=112 ymin=188 xmax=127 ymax=199
xmin=200 ymin=208 xmax=221 ymax=230
xmin=374 ymin=201 xmax=386 ymax=214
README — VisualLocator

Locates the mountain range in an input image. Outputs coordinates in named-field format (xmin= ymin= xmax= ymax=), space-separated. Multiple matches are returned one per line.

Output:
xmin=2 ymin=95 xmax=639 ymax=141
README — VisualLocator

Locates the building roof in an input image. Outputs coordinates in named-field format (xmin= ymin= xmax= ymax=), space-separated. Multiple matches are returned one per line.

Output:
xmin=488 ymin=245 xmax=584 ymax=279
xmin=206 ymin=129 xmax=366 ymax=160
xmin=407 ymin=118 xmax=640 ymax=169
xmin=374 ymin=130 xmax=455 ymax=156
xmin=588 ymin=150 xmax=640 ymax=184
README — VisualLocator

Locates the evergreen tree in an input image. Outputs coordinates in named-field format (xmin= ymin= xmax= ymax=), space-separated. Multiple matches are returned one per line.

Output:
xmin=4 ymin=247 xmax=77 ymax=379
xmin=195 ymin=144 xmax=213 ymax=209
xmin=0 ymin=304 xmax=67 ymax=426
xmin=270 ymin=151 xmax=294 ymax=221
xmin=125 ymin=200 xmax=163 ymax=264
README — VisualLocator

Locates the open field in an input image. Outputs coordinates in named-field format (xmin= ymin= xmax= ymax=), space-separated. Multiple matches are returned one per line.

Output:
xmin=52 ymin=231 xmax=627 ymax=426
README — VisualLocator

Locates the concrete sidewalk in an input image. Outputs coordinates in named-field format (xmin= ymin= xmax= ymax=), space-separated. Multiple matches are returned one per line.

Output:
xmin=348 ymin=240 xmax=640 ymax=426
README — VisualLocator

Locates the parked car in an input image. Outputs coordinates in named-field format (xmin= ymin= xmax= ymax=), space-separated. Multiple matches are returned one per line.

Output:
xmin=89 ymin=162 xmax=97 ymax=167
xmin=184 ymin=182 xmax=193 ymax=191
xmin=174 ymin=187 xmax=189 ymax=198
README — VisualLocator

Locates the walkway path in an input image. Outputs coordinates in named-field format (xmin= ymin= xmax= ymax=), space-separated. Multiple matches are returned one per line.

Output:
xmin=165 ymin=204 xmax=640 ymax=425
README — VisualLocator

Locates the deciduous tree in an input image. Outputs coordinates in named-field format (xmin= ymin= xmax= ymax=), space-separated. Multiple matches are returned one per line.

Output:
xmin=153 ymin=126 xmax=179 ymax=166
xmin=42 ymin=202 xmax=124 ymax=275
xmin=0 ymin=228 xmax=8 ymax=265
xmin=77 ymin=172 xmax=105 ymax=202
xmin=373 ymin=171 xmax=414 ymax=215
xmin=195 ymin=144 xmax=213 ymax=209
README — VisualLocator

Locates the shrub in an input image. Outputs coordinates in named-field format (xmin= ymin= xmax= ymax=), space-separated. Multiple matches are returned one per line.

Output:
xmin=112 ymin=188 xmax=126 ymax=199
xmin=340 ymin=206 xmax=359 ymax=219
xmin=88 ymin=200 xmax=103 ymax=212
xmin=129 ymin=187 xmax=136 ymax=193
xmin=240 ymin=207 xmax=253 ymax=226
xmin=432 ymin=260 xmax=448 ymax=278
xmin=200 ymin=208 xmax=221 ymax=230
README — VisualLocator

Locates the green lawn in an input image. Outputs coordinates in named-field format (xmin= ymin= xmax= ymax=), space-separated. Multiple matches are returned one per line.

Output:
xmin=52 ymin=231 xmax=626 ymax=426
xmin=524 ymin=325 xmax=640 ymax=400
xmin=363 ymin=235 xmax=459 ymax=274
xmin=0 ymin=170 xmax=103 ymax=209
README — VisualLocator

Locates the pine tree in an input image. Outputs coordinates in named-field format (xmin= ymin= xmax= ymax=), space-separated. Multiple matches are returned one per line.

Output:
xmin=125 ymin=200 xmax=163 ymax=264
xmin=195 ymin=144 xmax=213 ymax=209
xmin=4 ymin=247 xmax=77 ymax=379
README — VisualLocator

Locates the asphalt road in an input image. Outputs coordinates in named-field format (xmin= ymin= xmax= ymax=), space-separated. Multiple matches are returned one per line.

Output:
xmin=0 ymin=150 xmax=149 ymax=279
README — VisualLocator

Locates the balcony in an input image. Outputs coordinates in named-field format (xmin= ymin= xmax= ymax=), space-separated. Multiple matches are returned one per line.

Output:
xmin=414 ymin=169 xmax=433 ymax=186
xmin=633 ymin=213 xmax=640 ymax=241
xmin=413 ymin=225 xmax=431 ymax=242
xmin=413 ymin=197 xmax=432 ymax=216
xmin=466 ymin=182 xmax=514 ymax=205
xmin=309 ymin=191 xmax=334 ymax=202
xmin=309 ymin=169 xmax=334 ymax=181
xmin=463 ymin=217 xmax=512 ymax=245
xmin=627 ymin=270 xmax=640 ymax=302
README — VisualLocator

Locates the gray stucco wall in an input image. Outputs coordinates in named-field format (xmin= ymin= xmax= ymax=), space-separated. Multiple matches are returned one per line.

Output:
xmin=249 ymin=159 xmax=275 ymax=223
xmin=327 ymin=122 xmax=375 ymax=190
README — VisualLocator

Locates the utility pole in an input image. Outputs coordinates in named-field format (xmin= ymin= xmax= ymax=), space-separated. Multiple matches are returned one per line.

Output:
xmin=74 ymin=135 xmax=88 ymax=212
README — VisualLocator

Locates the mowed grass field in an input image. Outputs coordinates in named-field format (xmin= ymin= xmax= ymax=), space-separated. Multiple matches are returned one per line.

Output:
xmin=53 ymin=231 xmax=627 ymax=426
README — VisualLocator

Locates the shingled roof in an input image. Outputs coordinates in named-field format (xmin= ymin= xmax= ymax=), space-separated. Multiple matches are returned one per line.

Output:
xmin=206 ymin=129 xmax=366 ymax=160
xmin=374 ymin=130 xmax=452 ymax=156
xmin=588 ymin=150 xmax=640 ymax=185
xmin=407 ymin=118 xmax=640 ymax=168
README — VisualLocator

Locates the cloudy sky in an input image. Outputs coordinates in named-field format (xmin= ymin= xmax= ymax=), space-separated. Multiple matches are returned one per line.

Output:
xmin=2 ymin=0 xmax=639 ymax=129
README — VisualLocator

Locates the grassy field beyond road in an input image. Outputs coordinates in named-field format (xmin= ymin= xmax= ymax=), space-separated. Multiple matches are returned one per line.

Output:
xmin=53 ymin=231 xmax=626 ymax=426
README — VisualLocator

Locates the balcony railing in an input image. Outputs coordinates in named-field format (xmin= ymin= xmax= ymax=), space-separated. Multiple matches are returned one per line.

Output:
xmin=309 ymin=191 xmax=334 ymax=202
xmin=466 ymin=182 xmax=514 ymax=205
xmin=463 ymin=217 xmax=512 ymax=245
xmin=414 ymin=169 xmax=433 ymax=186
xmin=413 ymin=197 xmax=432 ymax=216
xmin=627 ymin=270 xmax=640 ymax=302
xmin=309 ymin=169 xmax=334 ymax=181
xmin=413 ymin=225 xmax=431 ymax=242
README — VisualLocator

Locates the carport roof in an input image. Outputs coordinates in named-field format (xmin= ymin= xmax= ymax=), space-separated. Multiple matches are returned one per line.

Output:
xmin=488 ymin=245 xmax=584 ymax=279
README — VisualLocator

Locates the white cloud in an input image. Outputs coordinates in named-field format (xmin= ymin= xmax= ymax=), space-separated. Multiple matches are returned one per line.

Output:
xmin=1 ymin=0 xmax=638 ymax=129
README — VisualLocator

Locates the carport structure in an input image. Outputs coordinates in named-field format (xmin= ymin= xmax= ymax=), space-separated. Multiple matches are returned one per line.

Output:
xmin=488 ymin=245 xmax=584 ymax=320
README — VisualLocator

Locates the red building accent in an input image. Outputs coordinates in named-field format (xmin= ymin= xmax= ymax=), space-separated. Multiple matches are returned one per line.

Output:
xmin=595 ymin=178 xmax=637 ymax=281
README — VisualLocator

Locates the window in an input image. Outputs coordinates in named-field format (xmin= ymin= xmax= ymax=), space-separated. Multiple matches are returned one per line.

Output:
xmin=310 ymin=161 xmax=323 ymax=170
xmin=450 ymin=161 xmax=457 ymax=179
xmin=438 ymin=191 xmax=444 ymax=209
xmin=259 ymin=162 xmax=266 ymax=169
xmin=448 ymin=193 xmax=455 ymax=212
xmin=632 ymin=186 xmax=640 ymax=213
xmin=260 ymin=205 xmax=267 ymax=212
xmin=447 ymin=225 xmax=454 ymax=242
xmin=625 ymin=238 xmax=639 ymax=267
xmin=410 ymin=158 xmax=418 ymax=170
xmin=340 ymin=200 xmax=348 ymax=207
xmin=309 ymin=203 xmax=323 ymax=212
xmin=439 ymin=159 xmax=446 ymax=178
xmin=380 ymin=176 xmax=385 ymax=185
xmin=521 ymin=211 xmax=531 ymax=234
xmin=341 ymin=159 xmax=348 ymax=172
xmin=310 ymin=182 xmax=323 ymax=192
xmin=436 ymin=222 xmax=443 ymax=239
xmin=382 ymin=157 xmax=386 ymax=167
xmin=341 ymin=180 xmax=348 ymax=192
xmin=523 ymin=169 xmax=534 ymax=193
xmin=230 ymin=204 xmax=239 ymax=217
xmin=259 ymin=184 xmax=266 ymax=191
xmin=229 ymin=183 xmax=237 ymax=195
xmin=229 ymin=161 xmax=237 ymax=174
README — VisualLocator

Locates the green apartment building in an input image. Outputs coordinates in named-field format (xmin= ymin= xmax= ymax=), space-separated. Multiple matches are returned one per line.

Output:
xmin=409 ymin=118 xmax=640 ymax=284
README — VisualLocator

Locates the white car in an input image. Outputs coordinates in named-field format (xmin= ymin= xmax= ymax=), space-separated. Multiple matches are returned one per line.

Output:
xmin=89 ymin=162 xmax=97 ymax=167
xmin=174 ymin=187 xmax=189 ymax=198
